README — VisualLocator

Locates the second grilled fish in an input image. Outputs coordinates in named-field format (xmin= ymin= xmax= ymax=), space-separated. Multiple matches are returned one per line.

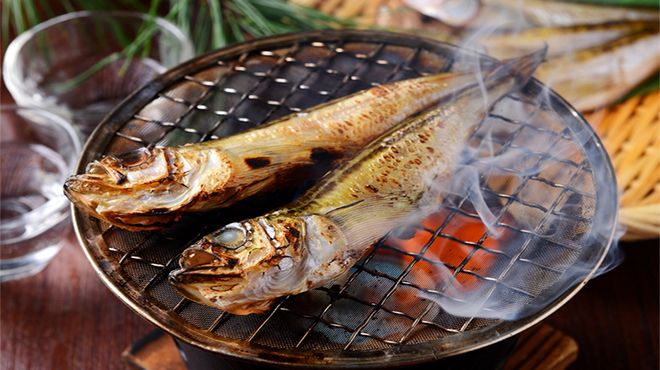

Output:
xmin=169 ymin=49 xmax=546 ymax=315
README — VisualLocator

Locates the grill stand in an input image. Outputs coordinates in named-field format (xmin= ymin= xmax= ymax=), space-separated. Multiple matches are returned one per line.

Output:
xmin=123 ymin=323 xmax=577 ymax=370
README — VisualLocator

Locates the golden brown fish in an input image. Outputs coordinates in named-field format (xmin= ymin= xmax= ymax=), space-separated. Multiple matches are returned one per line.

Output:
xmin=169 ymin=49 xmax=546 ymax=315
xmin=64 ymin=66 xmax=502 ymax=231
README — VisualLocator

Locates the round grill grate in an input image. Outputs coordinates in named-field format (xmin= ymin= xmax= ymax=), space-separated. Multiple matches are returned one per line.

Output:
xmin=73 ymin=30 xmax=617 ymax=368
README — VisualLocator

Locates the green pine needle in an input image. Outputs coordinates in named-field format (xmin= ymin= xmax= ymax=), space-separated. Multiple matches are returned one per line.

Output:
xmin=618 ymin=72 xmax=660 ymax=103
xmin=3 ymin=0 xmax=656 ymax=98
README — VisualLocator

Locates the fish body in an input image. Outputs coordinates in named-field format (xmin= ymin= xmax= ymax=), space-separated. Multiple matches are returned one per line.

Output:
xmin=534 ymin=31 xmax=660 ymax=111
xmin=482 ymin=0 xmax=659 ymax=28
xmin=480 ymin=21 xmax=659 ymax=59
xmin=65 ymin=67 xmax=501 ymax=231
xmin=169 ymin=50 xmax=545 ymax=315
xmin=403 ymin=0 xmax=481 ymax=27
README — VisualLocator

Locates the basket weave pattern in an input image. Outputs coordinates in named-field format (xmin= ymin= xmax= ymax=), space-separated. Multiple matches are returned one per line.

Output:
xmin=586 ymin=92 xmax=660 ymax=241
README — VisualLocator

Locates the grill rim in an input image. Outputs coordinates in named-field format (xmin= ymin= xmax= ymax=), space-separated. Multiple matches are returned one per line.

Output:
xmin=72 ymin=29 xmax=618 ymax=368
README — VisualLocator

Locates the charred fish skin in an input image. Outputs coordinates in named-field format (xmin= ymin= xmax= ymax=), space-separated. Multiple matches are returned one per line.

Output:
xmin=64 ymin=66 xmax=501 ymax=231
xmin=170 ymin=49 xmax=546 ymax=315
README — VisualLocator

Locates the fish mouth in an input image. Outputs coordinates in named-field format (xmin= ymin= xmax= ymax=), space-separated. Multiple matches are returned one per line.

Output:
xmin=169 ymin=268 xmax=244 ymax=293
xmin=63 ymin=178 xmax=183 ymax=230
xmin=168 ymin=271 xmax=219 ymax=307
xmin=62 ymin=170 xmax=137 ymax=220
xmin=63 ymin=174 xmax=121 ymax=208
xmin=63 ymin=183 xmax=98 ymax=216
xmin=168 ymin=270 xmax=243 ymax=308
xmin=169 ymin=269 xmax=275 ymax=314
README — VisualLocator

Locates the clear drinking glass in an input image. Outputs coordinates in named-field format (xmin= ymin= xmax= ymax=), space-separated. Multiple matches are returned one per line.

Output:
xmin=3 ymin=11 xmax=195 ymax=139
xmin=0 ymin=105 xmax=81 ymax=282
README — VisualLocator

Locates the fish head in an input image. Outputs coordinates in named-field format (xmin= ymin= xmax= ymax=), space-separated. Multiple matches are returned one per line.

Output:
xmin=169 ymin=214 xmax=308 ymax=315
xmin=63 ymin=147 xmax=183 ymax=229
xmin=63 ymin=146 xmax=232 ymax=230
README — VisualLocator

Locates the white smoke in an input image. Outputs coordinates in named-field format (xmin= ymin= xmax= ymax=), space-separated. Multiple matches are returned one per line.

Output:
xmin=392 ymin=84 xmax=623 ymax=321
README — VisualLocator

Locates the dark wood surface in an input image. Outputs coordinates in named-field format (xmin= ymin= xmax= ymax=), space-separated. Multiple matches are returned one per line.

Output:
xmin=1 ymin=27 xmax=658 ymax=369
xmin=545 ymin=238 xmax=659 ymax=370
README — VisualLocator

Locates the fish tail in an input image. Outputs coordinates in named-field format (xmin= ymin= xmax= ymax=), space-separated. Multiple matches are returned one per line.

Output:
xmin=454 ymin=48 xmax=547 ymax=109
xmin=497 ymin=46 xmax=548 ymax=87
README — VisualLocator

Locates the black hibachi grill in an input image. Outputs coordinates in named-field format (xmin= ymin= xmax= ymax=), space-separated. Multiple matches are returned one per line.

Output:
xmin=73 ymin=30 xmax=618 ymax=368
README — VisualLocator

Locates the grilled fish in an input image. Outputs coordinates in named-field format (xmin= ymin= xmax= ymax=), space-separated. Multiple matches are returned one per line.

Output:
xmin=534 ymin=31 xmax=660 ymax=111
xmin=480 ymin=21 xmax=659 ymax=59
xmin=473 ymin=21 xmax=659 ymax=110
xmin=406 ymin=0 xmax=659 ymax=33
xmin=403 ymin=0 xmax=481 ymax=27
xmin=64 ymin=66 xmax=502 ymax=231
xmin=482 ymin=0 xmax=659 ymax=28
xmin=169 ymin=49 xmax=545 ymax=315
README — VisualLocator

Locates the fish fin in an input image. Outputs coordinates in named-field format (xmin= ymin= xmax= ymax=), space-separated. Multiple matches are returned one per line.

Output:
xmin=325 ymin=193 xmax=423 ymax=249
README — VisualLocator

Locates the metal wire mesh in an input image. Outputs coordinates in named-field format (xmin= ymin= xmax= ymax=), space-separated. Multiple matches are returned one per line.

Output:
xmin=74 ymin=30 xmax=616 ymax=367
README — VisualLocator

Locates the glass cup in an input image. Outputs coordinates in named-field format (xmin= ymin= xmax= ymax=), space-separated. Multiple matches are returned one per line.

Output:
xmin=0 ymin=105 xmax=81 ymax=282
xmin=3 ymin=11 xmax=195 ymax=140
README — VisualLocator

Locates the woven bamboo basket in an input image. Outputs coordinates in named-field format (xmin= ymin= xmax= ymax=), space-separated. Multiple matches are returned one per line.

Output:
xmin=585 ymin=92 xmax=660 ymax=242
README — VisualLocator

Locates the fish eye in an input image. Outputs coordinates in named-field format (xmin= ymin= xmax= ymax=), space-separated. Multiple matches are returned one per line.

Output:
xmin=210 ymin=224 xmax=247 ymax=250
xmin=118 ymin=147 xmax=150 ymax=167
